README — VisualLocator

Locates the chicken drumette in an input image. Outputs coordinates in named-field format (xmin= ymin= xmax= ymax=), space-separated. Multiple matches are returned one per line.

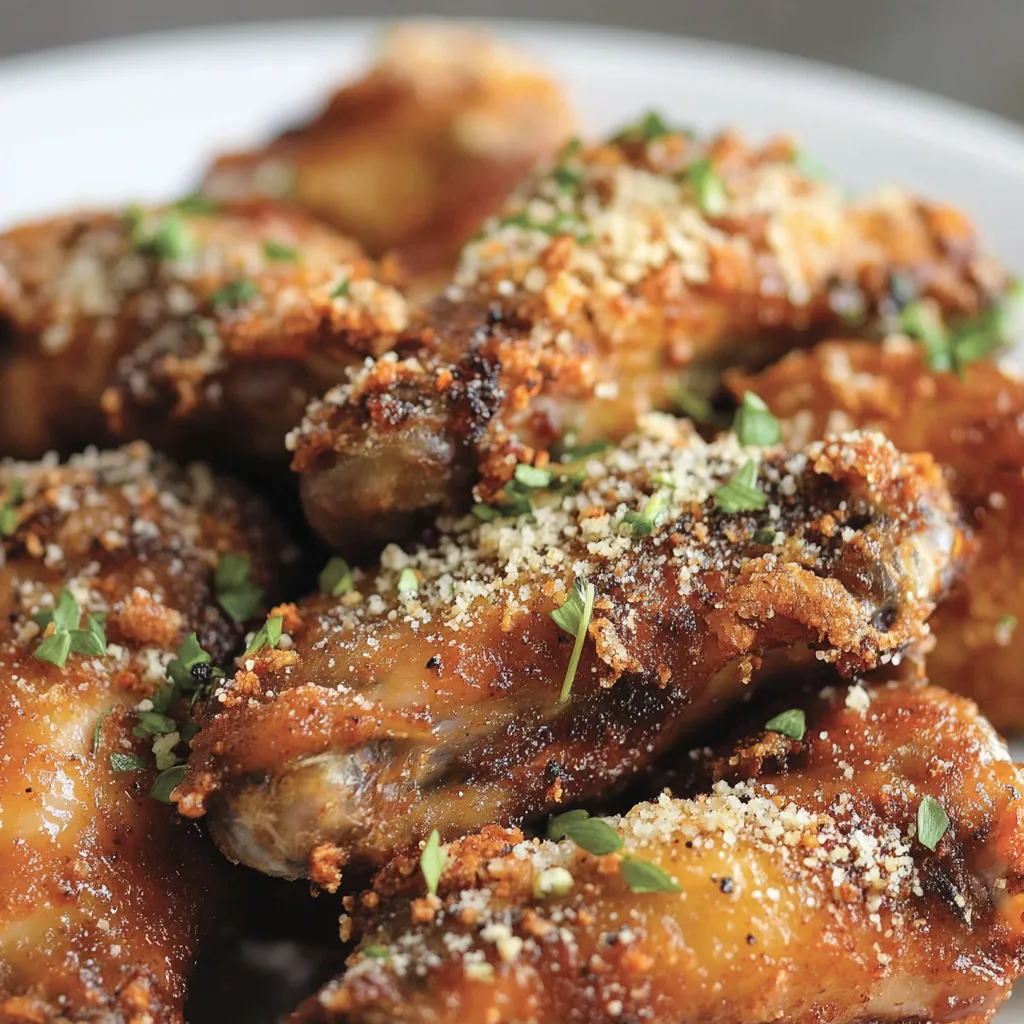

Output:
xmin=293 ymin=677 xmax=1024 ymax=1024
xmin=176 ymin=414 xmax=965 ymax=889
xmin=0 ymin=444 xmax=289 ymax=1022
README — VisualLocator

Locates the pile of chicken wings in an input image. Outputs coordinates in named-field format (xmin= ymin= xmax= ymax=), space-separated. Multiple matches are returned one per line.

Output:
xmin=3 ymin=22 xmax=1024 ymax=1024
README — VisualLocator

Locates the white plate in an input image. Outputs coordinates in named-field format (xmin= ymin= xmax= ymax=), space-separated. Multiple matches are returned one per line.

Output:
xmin=2 ymin=17 xmax=1023 ymax=1022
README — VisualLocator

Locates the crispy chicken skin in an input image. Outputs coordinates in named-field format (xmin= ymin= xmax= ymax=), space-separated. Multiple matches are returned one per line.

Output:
xmin=201 ymin=23 xmax=575 ymax=280
xmin=0 ymin=445 xmax=288 ymax=1023
xmin=293 ymin=678 xmax=1024 ymax=1024
xmin=176 ymin=415 xmax=965 ymax=889
xmin=733 ymin=339 xmax=1024 ymax=732
xmin=0 ymin=201 xmax=407 ymax=470
xmin=290 ymin=127 xmax=1008 ymax=550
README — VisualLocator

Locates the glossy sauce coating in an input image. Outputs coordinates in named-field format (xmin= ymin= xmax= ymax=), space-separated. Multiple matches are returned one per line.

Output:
xmin=294 ymin=679 xmax=1024 ymax=1024
xmin=0 ymin=445 xmax=288 ymax=1023
xmin=734 ymin=338 xmax=1024 ymax=732
xmin=178 ymin=416 xmax=965 ymax=889
xmin=291 ymin=127 xmax=1007 ymax=550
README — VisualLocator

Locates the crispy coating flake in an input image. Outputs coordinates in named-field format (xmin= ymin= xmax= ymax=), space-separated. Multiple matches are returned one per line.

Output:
xmin=733 ymin=337 xmax=1024 ymax=732
xmin=201 ymin=22 xmax=575 ymax=279
xmin=0 ymin=200 xmax=406 ymax=470
xmin=290 ymin=127 xmax=1007 ymax=550
xmin=0 ymin=444 xmax=291 ymax=1022
xmin=178 ymin=415 xmax=965 ymax=887
xmin=292 ymin=679 xmax=1024 ymax=1024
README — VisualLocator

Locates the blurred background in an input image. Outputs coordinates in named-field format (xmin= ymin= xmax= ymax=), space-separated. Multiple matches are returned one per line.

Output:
xmin=3 ymin=0 xmax=1024 ymax=123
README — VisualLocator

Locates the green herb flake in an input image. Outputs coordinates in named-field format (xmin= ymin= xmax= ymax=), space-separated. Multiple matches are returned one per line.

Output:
xmin=996 ymin=613 xmax=1018 ymax=644
xmin=623 ymin=490 xmax=671 ymax=537
xmin=672 ymin=388 xmax=715 ymax=424
xmin=245 ymin=615 xmax=284 ymax=657
xmin=69 ymin=613 xmax=108 ymax=657
xmin=150 ymin=764 xmax=186 ymax=804
xmin=173 ymin=193 xmax=219 ymax=215
xmin=35 ymin=629 xmax=72 ymax=668
xmin=550 ymin=578 xmax=596 ymax=702
xmin=362 ymin=945 xmax=390 ymax=959
xmin=752 ymin=528 xmax=779 ymax=546
xmin=33 ymin=587 xmax=93 ymax=668
xmin=0 ymin=478 xmax=23 ymax=536
xmin=319 ymin=556 xmax=354 ymax=597
xmin=547 ymin=808 xmax=623 ymax=855
xmin=166 ymin=632 xmax=214 ymax=690
xmin=793 ymin=149 xmax=828 ymax=180
xmin=210 ymin=278 xmax=259 ymax=310
xmin=135 ymin=710 xmax=178 ymax=737
xmin=917 ymin=795 xmax=950 ymax=851
xmin=110 ymin=751 xmax=148 ymax=773
xmin=764 ymin=708 xmax=806 ymax=741
xmin=556 ymin=439 xmax=611 ymax=462
xmin=264 ymin=239 xmax=298 ymax=262
xmin=420 ymin=829 xmax=446 ymax=895
xmin=472 ymin=503 xmax=502 ymax=523
xmin=397 ymin=568 xmax=420 ymax=597
xmin=899 ymin=300 xmax=953 ymax=372
xmin=330 ymin=277 xmax=351 ymax=299
xmin=513 ymin=464 xmax=553 ymax=490
xmin=735 ymin=392 xmax=781 ymax=447
xmin=613 ymin=110 xmax=676 ymax=144
xmin=620 ymin=856 xmax=681 ymax=894
xmin=92 ymin=706 xmax=115 ymax=755
xmin=685 ymin=157 xmax=728 ymax=217
xmin=713 ymin=460 xmax=768 ymax=514
xmin=127 ymin=207 xmax=196 ymax=261
xmin=215 ymin=553 xmax=263 ymax=623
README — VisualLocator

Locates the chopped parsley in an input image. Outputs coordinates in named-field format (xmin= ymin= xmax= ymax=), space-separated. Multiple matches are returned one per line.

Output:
xmin=547 ymin=808 xmax=623 ymax=855
xmin=92 ymin=707 xmax=114 ymax=755
xmin=110 ymin=751 xmax=148 ymax=773
xmin=419 ymin=829 xmax=446 ymax=895
xmin=752 ymin=528 xmax=779 ymax=546
xmin=996 ymin=613 xmax=1018 ymax=644
xmin=672 ymin=388 xmax=715 ymax=424
xmin=471 ymin=503 xmax=502 ymax=523
xmin=514 ymin=464 xmax=553 ymax=490
xmin=735 ymin=392 xmax=781 ymax=447
xmin=210 ymin=278 xmax=259 ymax=310
xmin=397 ymin=568 xmax=420 ymax=597
xmin=33 ymin=588 xmax=108 ymax=668
xmin=0 ymin=478 xmax=23 ymax=536
xmin=764 ymin=708 xmax=806 ymax=741
xmin=133 ymin=710 xmax=177 ymax=738
xmin=917 ymin=795 xmax=949 ymax=851
xmin=622 ymin=490 xmax=671 ymax=537
xmin=619 ymin=856 xmax=681 ymax=893
xmin=498 ymin=210 xmax=593 ymax=244
xmin=330 ymin=277 xmax=351 ymax=299
xmin=713 ymin=460 xmax=767 ymax=514
xmin=319 ymin=556 xmax=353 ymax=597
xmin=362 ymin=945 xmax=390 ymax=959
xmin=264 ymin=239 xmax=298 ymax=262
xmin=612 ymin=110 xmax=678 ymax=144
xmin=126 ymin=207 xmax=195 ymax=261
xmin=792 ymin=148 xmax=828 ymax=180
xmin=550 ymin=578 xmax=596 ymax=702
xmin=685 ymin=158 xmax=728 ymax=217
xmin=215 ymin=553 xmax=263 ymax=623
xmin=555 ymin=438 xmax=611 ymax=462
xmin=173 ymin=193 xmax=219 ymax=215
xmin=899 ymin=294 xmax=1018 ymax=375
xmin=245 ymin=614 xmax=284 ymax=657
xmin=150 ymin=764 xmax=186 ymax=804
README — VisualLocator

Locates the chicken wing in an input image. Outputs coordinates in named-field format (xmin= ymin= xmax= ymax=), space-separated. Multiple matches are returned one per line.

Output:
xmin=290 ymin=126 xmax=1009 ymax=550
xmin=292 ymin=677 xmax=1024 ymax=1024
xmin=0 ymin=200 xmax=406 ymax=470
xmin=732 ymin=338 xmax=1024 ymax=732
xmin=176 ymin=414 xmax=965 ymax=889
xmin=201 ymin=23 xmax=575 ymax=282
xmin=0 ymin=444 xmax=290 ymax=1022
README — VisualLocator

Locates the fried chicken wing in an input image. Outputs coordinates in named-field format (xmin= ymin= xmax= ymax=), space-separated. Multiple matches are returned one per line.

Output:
xmin=201 ymin=23 xmax=575 ymax=281
xmin=0 ymin=201 xmax=407 ymax=470
xmin=733 ymin=338 xmax=1024 ymax=731
xmin=0 ymin=445 xmax=289 ymax=1022
xmin=292 ymin=678 xmax=1024 ymax=1024
xmin=176 ymin=415 xmax=965 ymax=889
xmin=290 ymin=127 xmax=1008 ymax=550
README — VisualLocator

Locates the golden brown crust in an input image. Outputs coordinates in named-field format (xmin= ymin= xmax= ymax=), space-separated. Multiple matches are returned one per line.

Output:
xmin=0 ymin=445 xmax=290 ymax=1022
xmin=201 ymin=23 xmax=575 ymax=279
xmin=733 ymin=338 xmax=1024 ymax=732
xmin=0 ymin=201 xmax=406 ymax=471
xmin=291 ymin=128 xmax=1008 ymax=551
xmin=292 ymin=679 xmax=1024 ymax=1024
xmin=179 ymin=416 xmax=966 ymax=886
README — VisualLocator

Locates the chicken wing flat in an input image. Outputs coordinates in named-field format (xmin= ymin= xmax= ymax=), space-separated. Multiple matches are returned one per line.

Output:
xmin=176 ymin=415 xmax=965 ymax=889
xmin=289 ymin=125 xmax=1009 ymax=550
xmin=733 ymin=338 xmax=1024 ymax=732
xmin=201 ymin=23 xmax=575 ymax=280
xmin=293 ymin=678 xmax=1024 ymax=1024
xmin=0 ymin=200 xmax=407 ymax=470
xmin=0 ymin=444 xmax=289 ymax=1022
